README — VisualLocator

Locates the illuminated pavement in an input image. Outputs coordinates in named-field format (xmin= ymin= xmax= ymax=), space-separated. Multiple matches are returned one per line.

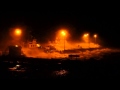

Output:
xmin=23 ymin=48 xmax=120 ymax=60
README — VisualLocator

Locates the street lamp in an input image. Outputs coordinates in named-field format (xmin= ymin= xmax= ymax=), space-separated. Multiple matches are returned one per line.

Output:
xmin=94 ymin=34 xmax=97 ymax=48
xmin=13 ymin=28 xmax=22 ymax=46
xmin=61 ymin=31 xmax=66 ymax=36
xmin=83 ymin=33 xmax=90 ymax=48
xmin=14 ymin=29 xmax=22 ymax=36
xmin=61 ymin=30 xmax=66 ymax=51
xmin=84 ymin=33 xmax=89 ymax=37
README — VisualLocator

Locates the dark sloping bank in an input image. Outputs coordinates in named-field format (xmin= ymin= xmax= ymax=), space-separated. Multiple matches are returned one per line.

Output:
xmin=0 ymin=52 xmax=120 ymax=79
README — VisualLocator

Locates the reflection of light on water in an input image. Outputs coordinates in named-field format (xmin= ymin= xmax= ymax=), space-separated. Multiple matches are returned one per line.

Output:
xmin=58 ymin=62 xmax=61 ymax=65
xmin=8 ymin=64 xmax=25 ymax=72
xmin=53 ymin=69 xmax=68 ymax=76
xmin=16 ymin=64 xmax=20 ymax=67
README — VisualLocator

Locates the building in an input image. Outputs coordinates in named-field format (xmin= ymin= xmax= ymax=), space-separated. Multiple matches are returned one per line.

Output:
xmin=28 ymin=39 xmax=40 ymax=48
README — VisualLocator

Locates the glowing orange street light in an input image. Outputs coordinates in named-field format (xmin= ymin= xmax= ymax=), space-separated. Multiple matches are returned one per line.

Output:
xmin=94 ymin=34 xmax=97 ymax=48
xmin=61 ymin=30 xmax=66 ymax=36
xmin=14 ymin=29 xmax=22 ymax=36
xmin=94 ymin=34 xmax=97 ymax=38
xmin=83 ymin=33 xmax=90 ymax=48
xmin=94 ymin=34 xmax=97 ymax=43
xmin=60 ymin=30 xmax=66 ymax=51
xmin=83 ymin=33 xmax=89 ymax=37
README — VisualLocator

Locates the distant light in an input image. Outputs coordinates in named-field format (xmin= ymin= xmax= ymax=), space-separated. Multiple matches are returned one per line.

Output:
xmin=15 ymin=29 xmax=22 ymax=36
xmin=84 ymin=33 xmax=89 ymax=37
xmin=15 ymin=45 xmax=18 ymax=47
xmin=94 ymin=34 xmax=97 ymax=38
xmin=16 ymin=64 xmax=20 ymax=67
xmin=36 ymin=44 xmax=40 ymax=47
xmin=84 ymin=34 xmax=87 ymax=37
xmin=61 ymin=30 xmax=66 ymax=36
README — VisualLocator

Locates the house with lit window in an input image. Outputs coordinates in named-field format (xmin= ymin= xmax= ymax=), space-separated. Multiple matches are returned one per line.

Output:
xmin=28 ymin=39 xmax=40 ymax=48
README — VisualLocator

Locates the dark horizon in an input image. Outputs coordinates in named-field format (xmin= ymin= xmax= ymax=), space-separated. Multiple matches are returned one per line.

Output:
xmin=0 ymin=11 xmax=120 ymax=48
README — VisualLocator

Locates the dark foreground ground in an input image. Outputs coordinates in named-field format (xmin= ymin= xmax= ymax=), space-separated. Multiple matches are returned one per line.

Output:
xmin=0 ymin=52 xmax=120 ymax=79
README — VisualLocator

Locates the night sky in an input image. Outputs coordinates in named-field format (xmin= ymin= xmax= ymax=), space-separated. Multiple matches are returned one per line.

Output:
xmin=0 ymin=10 xmax=120 ymax=47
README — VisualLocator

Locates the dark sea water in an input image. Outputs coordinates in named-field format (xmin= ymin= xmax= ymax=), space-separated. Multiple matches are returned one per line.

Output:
xmin=0 ymin=52 xmax=120 ymax=79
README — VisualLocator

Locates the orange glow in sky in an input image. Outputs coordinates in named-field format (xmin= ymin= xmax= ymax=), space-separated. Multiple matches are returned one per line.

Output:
xmin=61 ymin=30 xmax=66 ymax=36
xmin=15 ymin=29 xmax=22 ymax=36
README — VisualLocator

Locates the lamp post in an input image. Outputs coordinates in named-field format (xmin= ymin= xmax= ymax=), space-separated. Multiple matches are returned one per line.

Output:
xmin=14 ymin=28 xmax=22 ymax=46
xmin=14 ymin=29 xmax=22 ymax=36
xmin=61 ymin=30 xmax=66 ymax=51
xmin=94 ymin=34 xmax=97 ymax=48
xmin=83 ymin=33 xmax=90 ymax=48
